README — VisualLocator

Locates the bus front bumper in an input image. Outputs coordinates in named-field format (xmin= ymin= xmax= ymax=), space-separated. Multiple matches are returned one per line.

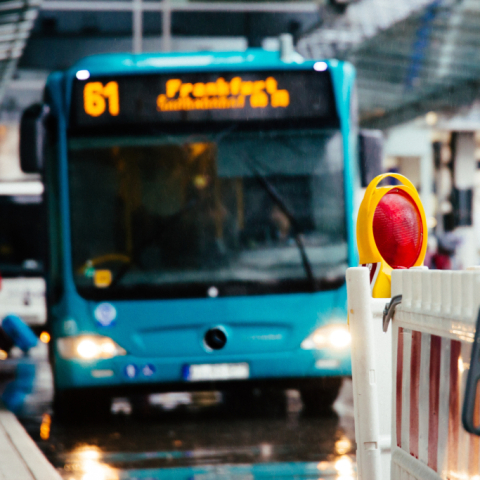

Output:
xmin=54 ymin=349 xmax=352 ymax=392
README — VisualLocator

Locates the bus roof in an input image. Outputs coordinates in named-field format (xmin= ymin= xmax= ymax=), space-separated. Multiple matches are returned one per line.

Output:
xmin=68 ymin=48 xmax=338 ymax=77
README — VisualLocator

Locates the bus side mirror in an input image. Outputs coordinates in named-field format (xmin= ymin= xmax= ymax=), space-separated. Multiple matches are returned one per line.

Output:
xmin=20 ymin=103 xmax=50 ymax=174
xmin=359 ymin=129 xmax=384 ymax=188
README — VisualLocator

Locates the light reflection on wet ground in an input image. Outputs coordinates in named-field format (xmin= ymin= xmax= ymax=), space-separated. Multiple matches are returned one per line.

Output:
xmin=2 ymin=345 xmax=356 ymax=480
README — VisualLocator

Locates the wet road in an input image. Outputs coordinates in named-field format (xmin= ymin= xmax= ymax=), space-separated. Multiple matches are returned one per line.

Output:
xmin=1 ymin=345 xmax=356 ymax=480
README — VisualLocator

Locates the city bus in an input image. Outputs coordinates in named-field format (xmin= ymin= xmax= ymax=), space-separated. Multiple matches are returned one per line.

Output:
xmin=20 ymin=47 xmax=377 ymax=417
xmin=0 ymin=181 xmax=46 ymax=330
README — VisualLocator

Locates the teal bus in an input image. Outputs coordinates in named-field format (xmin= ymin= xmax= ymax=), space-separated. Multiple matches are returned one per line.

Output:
xmin=20 ymin=48 xmax=375 ymax=417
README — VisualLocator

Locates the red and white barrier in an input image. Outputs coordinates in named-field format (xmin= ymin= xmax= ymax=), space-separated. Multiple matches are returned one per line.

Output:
xmin=347 ymin=266 xmax=480 ymax=480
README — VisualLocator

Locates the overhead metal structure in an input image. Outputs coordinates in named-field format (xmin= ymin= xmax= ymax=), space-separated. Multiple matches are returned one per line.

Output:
xmin=42 ymin=0 xmax=320 ymax=54
xmin=32 ymin=0 xmax=480 ymax=129
xmin=299 ymin=0 xmax=480 ymax=128
xmin=0 ymin=0 xmax=41 ymax=104
xmin=298 ymin=0 xmax=435 ymax=59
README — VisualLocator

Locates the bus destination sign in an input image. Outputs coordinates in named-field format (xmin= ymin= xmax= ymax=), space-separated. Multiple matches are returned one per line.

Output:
xmin=71 ymin=70 xmax=337 ymax=128
xmin=156 ymin=76 xmax=290 ymax=112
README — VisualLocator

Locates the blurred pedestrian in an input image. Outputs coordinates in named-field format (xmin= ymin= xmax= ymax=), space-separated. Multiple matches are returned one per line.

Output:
xmin=431 ymin=232 xmax=461 ymax=270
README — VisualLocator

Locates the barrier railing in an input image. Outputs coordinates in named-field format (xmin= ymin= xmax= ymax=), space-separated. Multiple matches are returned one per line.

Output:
xmin=348 ymin=266 xmax=480 ymax=480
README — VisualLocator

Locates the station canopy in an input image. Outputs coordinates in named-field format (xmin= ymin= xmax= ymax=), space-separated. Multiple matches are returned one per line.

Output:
xmin=0 ymin=0 xmax=40 ymax=104
xmin=298 ymin=0 xmax=480 ymax=128
xmin=3 ymin=0 xmax=480 ymax=131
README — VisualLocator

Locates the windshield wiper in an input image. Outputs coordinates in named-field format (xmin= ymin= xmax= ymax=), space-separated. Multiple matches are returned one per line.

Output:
xmin=246 ymin=161 xmax=317 ymax=293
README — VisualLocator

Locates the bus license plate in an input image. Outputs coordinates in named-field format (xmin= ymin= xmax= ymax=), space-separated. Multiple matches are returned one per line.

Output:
xmin=184 ymin=363 xmax=249 ymax=382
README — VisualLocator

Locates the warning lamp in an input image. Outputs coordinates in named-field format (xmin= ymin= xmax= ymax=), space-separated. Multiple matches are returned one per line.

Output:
xmin=357 ymin=173 xmax=427 ymax=298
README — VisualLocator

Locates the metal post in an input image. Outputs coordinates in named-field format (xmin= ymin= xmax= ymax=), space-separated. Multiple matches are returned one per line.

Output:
xmin=133 ymin=0 xmax=142 ymax=54
xmin=162 ymin=0 xmax=172 ymax=52
xmin=420 ymin=152 xmax=433 ymax=223
xmin=452 ymin=132 xmax=477 ymax=268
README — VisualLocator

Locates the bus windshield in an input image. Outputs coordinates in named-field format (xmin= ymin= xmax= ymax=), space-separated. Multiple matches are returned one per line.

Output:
xmin=68 ymin=128 xmax=347 ymax=300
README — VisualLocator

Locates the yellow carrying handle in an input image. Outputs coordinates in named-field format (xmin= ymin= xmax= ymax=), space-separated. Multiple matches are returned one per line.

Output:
xmin=363 ymin=173 xmax=418 ymax=210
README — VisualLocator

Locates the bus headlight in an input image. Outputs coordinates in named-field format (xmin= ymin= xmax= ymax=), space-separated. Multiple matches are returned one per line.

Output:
xmin=301 ymin=324 xmax=351 ymax=350
xmin=57 ymin=335 xmax=127 ymax=360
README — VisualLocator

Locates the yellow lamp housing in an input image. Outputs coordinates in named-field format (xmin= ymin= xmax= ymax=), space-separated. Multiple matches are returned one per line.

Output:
xmin=357 ymin=173 xmax=428 ymax=298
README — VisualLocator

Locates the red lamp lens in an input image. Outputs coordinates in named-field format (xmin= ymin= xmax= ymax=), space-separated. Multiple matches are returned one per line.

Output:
xmin=372 ymin=189 xmax=423 ymax=269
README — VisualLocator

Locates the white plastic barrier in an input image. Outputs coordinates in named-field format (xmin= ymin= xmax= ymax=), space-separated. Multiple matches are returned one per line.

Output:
xmin=347 ymin=267 xmax=392 ymax=480
xmin=347 ymin=266 xmax=480 ymax=480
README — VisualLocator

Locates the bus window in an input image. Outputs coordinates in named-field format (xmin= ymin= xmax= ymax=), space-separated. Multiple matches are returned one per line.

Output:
xmin=0 ymin=194 xmax=45 ymax=277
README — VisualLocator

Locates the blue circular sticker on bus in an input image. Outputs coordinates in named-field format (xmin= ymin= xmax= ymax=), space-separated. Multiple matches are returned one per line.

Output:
xmin=142 ymin=364 xmax=156 ymax=377
xmin=124 ymin=364 xmax=138 ymax=379
xmin=94 ymin=303 xmax=117 ymax=327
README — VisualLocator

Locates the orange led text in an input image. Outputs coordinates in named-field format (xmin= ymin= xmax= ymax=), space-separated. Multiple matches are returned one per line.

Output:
xmin=84 ymin=81 xmax=120 ymax=117
xmin=157 ymin=76 xmax=290 ymax=112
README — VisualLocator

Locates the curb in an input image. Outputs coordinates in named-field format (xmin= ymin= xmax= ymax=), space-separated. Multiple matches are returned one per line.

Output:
xmin=0 ymin=401 xmax=61 ymax=480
